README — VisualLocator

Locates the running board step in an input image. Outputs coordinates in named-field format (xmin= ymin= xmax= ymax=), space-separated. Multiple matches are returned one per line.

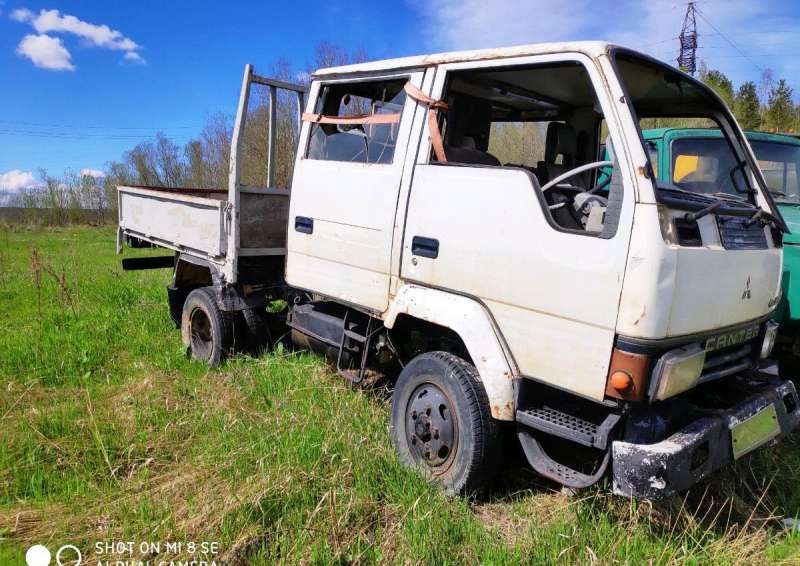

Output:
xmin=516 ymin=406 xmax=621 ymax=450
xmin=518 ymin=429 xmax=610 ymax=489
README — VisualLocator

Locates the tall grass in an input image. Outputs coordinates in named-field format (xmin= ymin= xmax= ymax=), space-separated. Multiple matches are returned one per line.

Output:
xmin=0 ymin=226 xmax=799 ymax=564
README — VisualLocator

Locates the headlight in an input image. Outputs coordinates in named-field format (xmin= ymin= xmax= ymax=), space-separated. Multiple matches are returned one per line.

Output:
xmin=760 ymin=321 xmax=779 ymax=359
xmin=650 ymin=344 xmax=706 ymax=401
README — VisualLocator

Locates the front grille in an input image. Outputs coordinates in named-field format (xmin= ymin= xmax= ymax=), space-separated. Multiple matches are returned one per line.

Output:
xmin=698 ymin=342 xmax=754 ymax=384
xmin=717 ymin=215 xmax=768 ymax=250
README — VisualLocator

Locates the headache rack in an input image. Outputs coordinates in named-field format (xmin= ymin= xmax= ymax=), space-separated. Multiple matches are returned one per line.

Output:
xmin=117 ymin=65 xmax=307 ymax=284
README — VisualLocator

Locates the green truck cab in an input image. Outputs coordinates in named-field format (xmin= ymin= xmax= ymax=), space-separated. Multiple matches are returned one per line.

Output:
xmin=641 ymin=127 xmax=800 ymax=374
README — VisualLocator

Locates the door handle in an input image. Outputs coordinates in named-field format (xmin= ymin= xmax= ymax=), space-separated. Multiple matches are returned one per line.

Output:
xmin=411 ymin=236 xmax=439 ymax=259
xmin=295 ymin=216 xmax=314 ymax=234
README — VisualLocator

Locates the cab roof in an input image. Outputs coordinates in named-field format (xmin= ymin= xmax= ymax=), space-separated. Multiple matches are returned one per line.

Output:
xmin=314 ymin=41 xmax=619 ymax=77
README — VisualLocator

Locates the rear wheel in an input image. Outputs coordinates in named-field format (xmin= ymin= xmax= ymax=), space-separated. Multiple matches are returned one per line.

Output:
xmin=390 ymin=351 xmax=498 ymax=495
xmin=241 ymin=307 xmax=272 ymax=356
xmin=181 ymin=287 xmax=237 ymax=366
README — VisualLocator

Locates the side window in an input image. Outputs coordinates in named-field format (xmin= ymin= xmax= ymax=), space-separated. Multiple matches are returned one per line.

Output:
xmin=306 ymin=78 xmax=407 ymax=164
xmin=488 ymin=121 xmax=562 ymax=167
xmin=669 ymin=137 xmax=738 ymax=193
xmin=750 ymin=140 xmax=800 ymax=201
xmin=438 ymin=62 xmax=622 ymax=238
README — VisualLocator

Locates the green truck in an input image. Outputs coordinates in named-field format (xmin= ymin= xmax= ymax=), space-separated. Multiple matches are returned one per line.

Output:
xmin=641 ymin=127 xmax=800 ymax=374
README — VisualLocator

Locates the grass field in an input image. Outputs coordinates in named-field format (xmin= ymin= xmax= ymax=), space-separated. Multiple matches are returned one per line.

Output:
xmin=1 ymin=226 xmax=800 ymax=564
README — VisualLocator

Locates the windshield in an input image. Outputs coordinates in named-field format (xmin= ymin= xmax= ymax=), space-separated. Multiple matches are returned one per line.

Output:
xmin=669 ymin=136 xmax=748 ymax=198
xmin=613 ymin=51 xmax=763 ymax=208
xmin=750 ymin=140 xmax=800 ymax=204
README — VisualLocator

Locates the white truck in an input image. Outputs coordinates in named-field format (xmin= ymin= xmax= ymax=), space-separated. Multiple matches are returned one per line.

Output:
xmin=118 ymin=42 xmax=800 ymax=498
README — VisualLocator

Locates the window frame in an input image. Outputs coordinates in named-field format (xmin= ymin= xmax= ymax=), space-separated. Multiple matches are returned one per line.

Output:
xmin=750 ymin=139 xmax=800 ymax=199
xmin=657 ymin=125 xmax=758 ymax=204
xmin=418 ymin=52 xmax=632 ymax=240
xmin=302 ymin=72 xmax=417 ymax=166
xmin=608 ymin=47 xmax=788 ymax=232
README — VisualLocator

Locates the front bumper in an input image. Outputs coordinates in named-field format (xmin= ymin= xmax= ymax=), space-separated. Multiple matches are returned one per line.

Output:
xmin=612 ymin=380 xmax=800 ymax=499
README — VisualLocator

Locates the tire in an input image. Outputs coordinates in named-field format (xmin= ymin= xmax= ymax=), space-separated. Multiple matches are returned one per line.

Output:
xmin=241 ymin=307 xmax=272 ymax=356
xmin=389 ymin=351 xmax=498 ymax=495
xmin=181 ymin=287 xmax=237 ymax=366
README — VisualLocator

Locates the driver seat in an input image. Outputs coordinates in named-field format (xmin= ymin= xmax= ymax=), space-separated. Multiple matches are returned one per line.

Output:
xmin=536 ymin=123 xmax=586 ymax=230
xmin=537 ymin=123 xmax=584 ymax=186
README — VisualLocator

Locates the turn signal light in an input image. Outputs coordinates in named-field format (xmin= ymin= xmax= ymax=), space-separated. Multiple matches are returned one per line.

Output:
xmin=610 ymin=370 xmax=634 ymax=392
xmin=605 ymin=348 xmax=651 ymax=402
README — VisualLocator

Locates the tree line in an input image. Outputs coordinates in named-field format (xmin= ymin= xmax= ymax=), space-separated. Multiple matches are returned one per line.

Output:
xmin=699 ymin=63 xmax=797 ymax=133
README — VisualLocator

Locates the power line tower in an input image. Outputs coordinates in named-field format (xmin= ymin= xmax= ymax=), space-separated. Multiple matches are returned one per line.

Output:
xmin=677 ymin=2 xmax=698 ymax=75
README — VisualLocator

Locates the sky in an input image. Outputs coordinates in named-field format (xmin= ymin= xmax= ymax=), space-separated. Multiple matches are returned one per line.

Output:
xmin=2 ymin=0 xmax=800 ymax=200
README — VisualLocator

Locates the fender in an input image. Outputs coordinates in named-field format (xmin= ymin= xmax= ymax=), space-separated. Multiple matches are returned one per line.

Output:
xmin=383 ymin=284 xmax=518 ymax=421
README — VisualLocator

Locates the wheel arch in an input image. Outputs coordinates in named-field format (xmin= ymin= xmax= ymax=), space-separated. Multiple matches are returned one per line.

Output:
xmin=383 ymin=284 xmax=517 ymax=421
xmin=174 ymin=254 xmax=214 ymax=288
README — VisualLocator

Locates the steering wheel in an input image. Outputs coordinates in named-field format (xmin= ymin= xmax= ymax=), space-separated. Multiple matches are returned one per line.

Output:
xmin=540 ymin=160 xmax=614 ymax=211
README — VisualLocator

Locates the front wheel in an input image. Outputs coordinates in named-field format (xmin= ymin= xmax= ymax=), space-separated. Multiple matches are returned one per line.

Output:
xmin=389 ymin=351 xmax=498 ymax=495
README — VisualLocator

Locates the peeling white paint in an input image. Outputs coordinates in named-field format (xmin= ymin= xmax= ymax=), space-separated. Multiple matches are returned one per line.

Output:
xmin=648 ymin=476 xmax=666 ymax=490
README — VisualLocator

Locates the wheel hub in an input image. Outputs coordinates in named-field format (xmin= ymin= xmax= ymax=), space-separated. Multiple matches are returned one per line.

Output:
xmin=190 ymin=307 xmax=213 ymax=360
xmin=405 ymin=383 xmax=456 ymax=469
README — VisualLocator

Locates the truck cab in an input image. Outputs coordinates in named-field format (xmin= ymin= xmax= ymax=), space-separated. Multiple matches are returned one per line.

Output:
xmin=118 ymin=42 xmax=800 ymax=498
xmin=640 ymin=127 xmax=800 ymax=378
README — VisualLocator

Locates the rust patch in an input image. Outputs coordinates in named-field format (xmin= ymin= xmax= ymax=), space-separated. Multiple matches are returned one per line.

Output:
xmin=605 ymin=349 xmax=651 ymax=402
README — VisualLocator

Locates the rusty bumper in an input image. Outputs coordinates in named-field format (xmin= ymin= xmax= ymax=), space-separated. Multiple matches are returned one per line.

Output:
xmin=612 ymin=380 xmax=800 ymax=499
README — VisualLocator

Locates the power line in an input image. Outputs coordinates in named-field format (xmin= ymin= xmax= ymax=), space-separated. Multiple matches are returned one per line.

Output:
xmin=700 ymin=30 xmax=800 ymax=37
xmin=0 ymin=129 xmax=196 ymax=141
xmin=694 ymin=6 xmax=764 ymax=73
xmin=0 ymin=119 xmax=202 ymax=131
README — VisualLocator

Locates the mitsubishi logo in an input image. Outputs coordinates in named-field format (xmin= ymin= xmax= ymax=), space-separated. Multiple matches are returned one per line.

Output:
xmin=742 ymin=276 xmax=751 ymax=300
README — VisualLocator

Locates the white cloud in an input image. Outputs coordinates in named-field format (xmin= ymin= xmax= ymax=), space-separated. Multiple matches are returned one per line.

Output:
xmin=0 ymin=169 xmax=38 ymax=192
xmin=123 ymin=50 xmax=144 ymax=64
xmin=16 ymin=34 xmax=74 ymax=71
xmin=9 ymin=7 xmax=32 ymax=22
xmin=416 ymin=0 xmax=592 ymax=52
xmin=412 ymin=0 xmax=798 ymax=93
xmin=80 ymin=168 xmax=105 ymax=178
xmin=10 ymin=8 xmax=145 ymax=65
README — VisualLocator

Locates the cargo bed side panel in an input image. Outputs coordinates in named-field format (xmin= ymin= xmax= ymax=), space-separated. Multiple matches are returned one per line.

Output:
xmin=118 ymin=186 xmax=227 ymax=257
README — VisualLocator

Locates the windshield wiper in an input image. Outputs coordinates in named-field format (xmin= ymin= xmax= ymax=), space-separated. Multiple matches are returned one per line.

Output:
xmin=707 ymin=192 xmax=753 ymax=206
xmin=684 ymin=201 xmax=722 ymax=221
xmin=658 ymin=186 xmax=751 ymax=208
xmin=744 ymin=209 xmax=765 ymax=227
xmin=658 ymin=185 xmax=712 ymax=199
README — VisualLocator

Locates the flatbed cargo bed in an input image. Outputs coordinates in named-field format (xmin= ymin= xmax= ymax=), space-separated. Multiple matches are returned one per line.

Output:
xmin=117 ymin=184 xmax=289 ymax=263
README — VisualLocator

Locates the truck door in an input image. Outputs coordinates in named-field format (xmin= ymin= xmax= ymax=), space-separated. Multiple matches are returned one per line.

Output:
xmin=287 ymin=71 xmax=424 ymax=312
xmin=400 ymin=55 xmax=637 ymax=401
